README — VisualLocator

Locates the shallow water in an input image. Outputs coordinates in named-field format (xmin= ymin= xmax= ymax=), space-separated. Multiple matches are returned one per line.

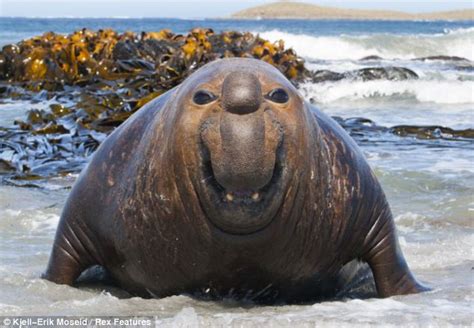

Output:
xmin=0 ymin=168 xmax=472 ymax=325
xmin=0 ymin=18 xmax=473 ymax=326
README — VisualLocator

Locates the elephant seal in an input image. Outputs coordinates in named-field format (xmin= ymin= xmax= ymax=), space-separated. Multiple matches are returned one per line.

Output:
xmin=44 ymin=58 xmax=428 ymax=303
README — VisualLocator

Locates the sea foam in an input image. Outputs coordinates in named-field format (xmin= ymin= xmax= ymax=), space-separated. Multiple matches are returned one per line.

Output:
xmin=257 ymin=27 xmax=474 ymax=61
xmin=300 ymin=79 xmax=474 ymax=105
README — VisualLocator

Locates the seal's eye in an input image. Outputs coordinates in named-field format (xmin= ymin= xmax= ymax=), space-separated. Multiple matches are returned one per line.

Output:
xmin=266 ymin=88 xmax=289 ymax=104
xmin=193 ymin=90 xmax=217 ymax=105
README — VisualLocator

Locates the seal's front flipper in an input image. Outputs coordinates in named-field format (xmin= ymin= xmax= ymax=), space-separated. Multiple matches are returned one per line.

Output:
xmin=335 ymin=260 xmax=377 ymax=299
xmin=76 ymin=265 xmax=113 ymax=285
xmin=42 ymin=224 xmax=95 ymax=286
xmin=362 ymin=219 xmax=430 ymax=297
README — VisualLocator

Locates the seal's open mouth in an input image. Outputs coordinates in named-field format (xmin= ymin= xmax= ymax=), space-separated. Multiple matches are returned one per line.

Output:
xmin=197 ymin=141 xmax=285 ymax=235
xmin=201 ymin=147 xmax=283 ymax=206
xmin=196 ymin=106 xmax=286 ymax=234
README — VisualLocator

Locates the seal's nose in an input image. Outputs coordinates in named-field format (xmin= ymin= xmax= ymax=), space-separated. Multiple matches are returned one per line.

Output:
xmin=222 ymin=72 xmax=262 ymax=115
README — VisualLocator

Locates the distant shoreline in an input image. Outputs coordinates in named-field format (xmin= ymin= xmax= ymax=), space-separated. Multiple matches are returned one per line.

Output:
xmin=232 ymin=2 xmax=474 ymax=21
xmin=226 ymin=17 xmax=474 ymax=22
xmin=0 ymin=16 xmax=472 ymax=22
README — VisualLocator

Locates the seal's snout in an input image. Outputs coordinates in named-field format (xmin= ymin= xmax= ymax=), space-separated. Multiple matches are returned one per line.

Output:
xmin=201 ymin=101 xmax=282 ymax=197
xmin=197 ymin=65 xmax=286 ymax=234
xmin=222 ymin=71 xmax=262 ymax=115
xmin=205 ymin=70 xmax=275 ymax=193
xmin=216 ymin=112 xmax=271 ymax=192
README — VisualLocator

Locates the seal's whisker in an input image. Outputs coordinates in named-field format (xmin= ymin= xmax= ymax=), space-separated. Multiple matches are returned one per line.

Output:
xmin=201 ymin=175 xmax=213 ymax=183
xmin=249 ymin=283 xmax=273 ymax=300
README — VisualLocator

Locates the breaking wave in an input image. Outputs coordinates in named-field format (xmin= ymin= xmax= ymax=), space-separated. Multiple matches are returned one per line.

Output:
xmin=257 ymin=27 xmax=474 ymax=61
xmin=300 ymin=79 xmax=474 ymax=105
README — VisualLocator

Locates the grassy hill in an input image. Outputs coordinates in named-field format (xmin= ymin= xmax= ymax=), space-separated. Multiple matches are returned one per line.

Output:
xmin=232 ymin=2 xmax=474 ymax=20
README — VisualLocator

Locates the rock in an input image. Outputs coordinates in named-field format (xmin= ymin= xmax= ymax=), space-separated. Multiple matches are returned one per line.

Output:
xmin=310 ymin=70 xmax=344 ymax=83
xmin=391 ymin=125 xmax=474 ymax=139
xmin=414 ymin=56 xmax=473 ymax=71
xmin=310 ymin=66 xmax=418 ymax=83
xmin=414 ymin=56 xmax=469 ymax=62
xmin=345 ymin=67 xmax=418 ymax=81
xmin=359 ymin=55 xmax=384 ymax=61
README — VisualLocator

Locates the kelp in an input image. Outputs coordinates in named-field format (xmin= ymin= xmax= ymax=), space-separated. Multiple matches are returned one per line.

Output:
xmin=0 ymin=28 xmax=307 ymax=86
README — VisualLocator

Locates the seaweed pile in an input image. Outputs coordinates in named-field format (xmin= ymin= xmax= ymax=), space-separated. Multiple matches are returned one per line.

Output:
xmin=0 ymin=28 xmax=307 ymax=186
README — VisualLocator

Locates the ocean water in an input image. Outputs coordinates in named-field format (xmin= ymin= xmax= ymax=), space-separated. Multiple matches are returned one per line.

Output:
xmin=0 ymin=18 xmax=473 ymax=326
